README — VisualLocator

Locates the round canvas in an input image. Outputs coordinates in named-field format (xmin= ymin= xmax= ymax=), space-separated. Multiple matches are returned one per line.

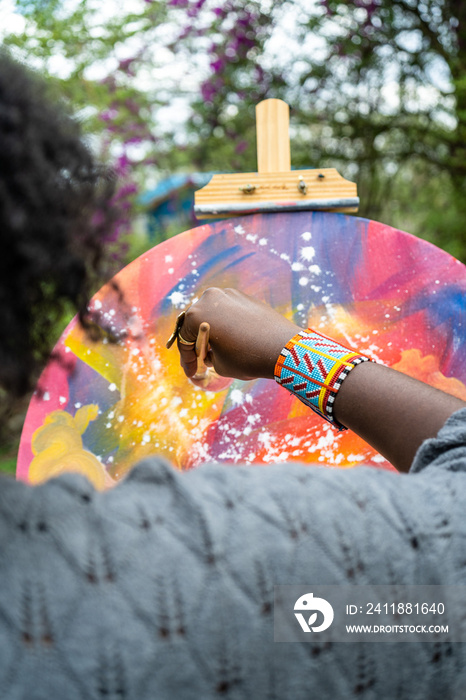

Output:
xmin=17 ymin=212 xmax=466 ymax=489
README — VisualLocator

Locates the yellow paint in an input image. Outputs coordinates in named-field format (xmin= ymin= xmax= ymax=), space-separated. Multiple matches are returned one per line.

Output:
xmin=29 ymin=405 xmax=113 ymax=490
xmin=65 ymin=328 xmax=123 ymax=389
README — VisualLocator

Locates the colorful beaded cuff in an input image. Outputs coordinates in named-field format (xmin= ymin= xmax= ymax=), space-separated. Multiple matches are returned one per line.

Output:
xmin=274 ymin=330 xmax=371 ymax=430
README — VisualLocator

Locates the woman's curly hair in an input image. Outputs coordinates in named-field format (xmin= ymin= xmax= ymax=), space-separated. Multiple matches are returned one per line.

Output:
xmin=0 ymin=51 xmax=117 ymax=399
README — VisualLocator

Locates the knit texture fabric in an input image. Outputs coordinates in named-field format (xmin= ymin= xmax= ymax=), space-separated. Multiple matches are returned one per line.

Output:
xmin=2 ymin=409 xmax=466 ymax=699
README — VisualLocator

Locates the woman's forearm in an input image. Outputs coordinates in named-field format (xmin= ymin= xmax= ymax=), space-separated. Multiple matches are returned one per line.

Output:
xmin=177 ymin=288 xmax=466 ymax=473
xmin=333 ymin=360 xmax=466 ymax=472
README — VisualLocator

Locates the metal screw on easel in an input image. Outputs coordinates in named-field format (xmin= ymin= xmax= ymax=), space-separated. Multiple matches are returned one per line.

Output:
xmin=239 ymin=184 xmax=257 ymax=194
xmin=298 ymin=177 xmax=307 ymax=194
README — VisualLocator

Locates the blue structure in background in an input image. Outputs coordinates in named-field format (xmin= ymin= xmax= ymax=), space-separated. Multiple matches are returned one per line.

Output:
xmin=141 ymin=173 xmax=214 ymax=243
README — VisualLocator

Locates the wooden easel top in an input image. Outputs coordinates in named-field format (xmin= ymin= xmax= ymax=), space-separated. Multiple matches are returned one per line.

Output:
xmin=194 ymin=99 xmax=358 ymax=219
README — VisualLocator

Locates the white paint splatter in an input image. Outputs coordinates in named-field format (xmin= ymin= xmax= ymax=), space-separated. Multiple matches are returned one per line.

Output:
xmin=230 ymin=389 xmax=244 ymax=405
xmin=247 ymin=413 xmax=261 ymax=425
xmin=108 ymin=383 xmax=117 ymax=392
xmin=169 ymin=290 xmax=190 ymax=308
xmin=300 ymin=246 xmax=315 ymax=262
xmin=347 ymin=453 xmax=366 ymax=463
xmin=301 ymin=231 xmax=312 ymax=241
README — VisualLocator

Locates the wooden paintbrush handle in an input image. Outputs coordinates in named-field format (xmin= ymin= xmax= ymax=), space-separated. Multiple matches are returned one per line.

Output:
xmin=195 ymin=322 xmax=210 ymax=377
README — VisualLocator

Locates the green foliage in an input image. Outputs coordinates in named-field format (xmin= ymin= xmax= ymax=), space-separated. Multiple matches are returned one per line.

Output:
xmin=0 ymin=445 xmax=19 ymax=476
xmin=294 ymin=0 xmax=466 ymax=258
xmin=3 ymin=0 xmax=170 ymax=181
xmin=5 ymin=0 xmax=466 ymax=259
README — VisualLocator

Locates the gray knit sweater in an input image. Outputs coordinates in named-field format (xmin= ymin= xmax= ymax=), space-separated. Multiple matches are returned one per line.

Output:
xmin=2 ymin=409 xmax=466 ymax=699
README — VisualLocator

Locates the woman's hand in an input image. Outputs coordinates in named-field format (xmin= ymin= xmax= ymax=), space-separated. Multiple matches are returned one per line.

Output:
xmin=177 ymin=288 xmax=301 ymax=381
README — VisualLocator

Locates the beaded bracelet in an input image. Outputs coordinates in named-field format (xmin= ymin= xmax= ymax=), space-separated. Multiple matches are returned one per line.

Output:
xmin=274 ymin=329 xmax=372 ymax=430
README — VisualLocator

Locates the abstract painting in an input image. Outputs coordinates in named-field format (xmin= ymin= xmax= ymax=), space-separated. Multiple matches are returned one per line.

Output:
xmin=18 ymin=212 xmax=466 ymax=488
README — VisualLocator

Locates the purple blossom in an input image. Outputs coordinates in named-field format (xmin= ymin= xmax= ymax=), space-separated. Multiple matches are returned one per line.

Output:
xmin=235 ymin=140 xmax=248 ymax=154
xmin=118 ymin=58 xmax=137 ymax=76
xmin=115 ymin=183 xmax=139 ymax=200
xmin=201 ymin=81 xmax=217 ymax=102
xmin=116 ymin=154 xmax=131 ymax=171
xmin=210 ymin=57 xmax=226 ymax=73
xmin=123 ymin=135 xmax=145 ymax=145
xmin=124 ymin=98 xmax=140 ymax=115
xmin=99 ymin=109 xmax=117 ymax=123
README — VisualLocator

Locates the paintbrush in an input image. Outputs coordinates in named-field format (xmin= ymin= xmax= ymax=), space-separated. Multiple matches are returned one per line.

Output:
xmin=193 ymin=322 xmax=210 ymax=379
xmin=191 ymin=321 xmax=231 ymax=391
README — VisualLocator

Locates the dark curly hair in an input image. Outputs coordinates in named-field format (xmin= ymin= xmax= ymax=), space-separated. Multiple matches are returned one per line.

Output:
xmin=0 ymin=50 xmax=117 ymax=400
